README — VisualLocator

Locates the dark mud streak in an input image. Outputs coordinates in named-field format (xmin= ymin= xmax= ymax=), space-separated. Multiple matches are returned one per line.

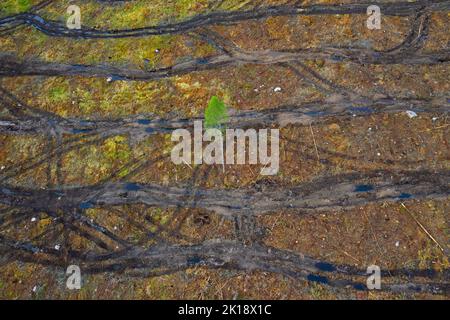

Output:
xmin=0 ymin=170 xmax=448 ymax=215
xmin=0 ymin=1 xmax=448 ymax=38
xmin=1 ymin=237 xmax=448 ymax=294
xmin=0 ymin=48 xmax=447 ymax=82
xmin=1 ymin=94 xmax=448 ymax=136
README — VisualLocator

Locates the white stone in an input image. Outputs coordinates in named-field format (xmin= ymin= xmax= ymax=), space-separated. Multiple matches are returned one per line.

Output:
xmin=405 ymin=110 xmax=417 ymax=118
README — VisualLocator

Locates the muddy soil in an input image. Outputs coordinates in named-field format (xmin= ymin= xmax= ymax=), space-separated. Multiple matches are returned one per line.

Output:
xmin=0 ymin=1 xmax=448 ymax=299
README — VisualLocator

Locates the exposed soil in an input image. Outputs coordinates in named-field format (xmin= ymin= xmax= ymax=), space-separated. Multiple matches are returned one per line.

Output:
xmin=0 ymin=0 xmax=448 ymax=299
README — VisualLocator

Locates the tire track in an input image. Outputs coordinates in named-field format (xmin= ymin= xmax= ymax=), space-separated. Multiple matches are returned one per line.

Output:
xmin=1 ymin=237 xmax=448 ymax=294
xmin=0 ymin=170 xmax=448 ymax=215
xmin=1 ymin=1 xmax=448 ymax=38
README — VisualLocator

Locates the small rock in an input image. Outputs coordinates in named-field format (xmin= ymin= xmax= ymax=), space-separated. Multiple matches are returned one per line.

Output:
xmin=405 ymin=110 xmax=417 ymax=118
